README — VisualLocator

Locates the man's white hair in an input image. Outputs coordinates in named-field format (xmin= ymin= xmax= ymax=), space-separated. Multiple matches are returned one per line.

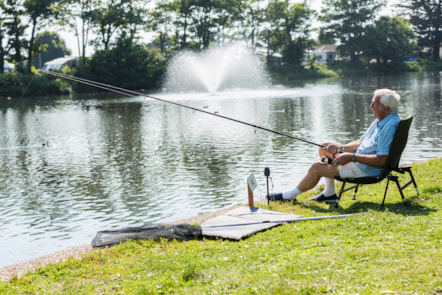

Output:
xmin=374 ymin=89 xmax=400 ymax=113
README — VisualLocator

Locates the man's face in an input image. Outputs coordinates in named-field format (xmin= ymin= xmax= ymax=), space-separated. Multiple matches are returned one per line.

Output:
xmin=370 ymin=95 xmax=389 ymax=120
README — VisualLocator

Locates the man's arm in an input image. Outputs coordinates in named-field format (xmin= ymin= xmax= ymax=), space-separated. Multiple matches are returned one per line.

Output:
xmin=324 ymin=140 xmax=361 ymax=155
xmin=341 ymin=140 xmax=361 ymax=153
xmin=333 ymin=153 xmax=388 ymax=167
xmin=352 ymin=154 xmax=387 ymax=167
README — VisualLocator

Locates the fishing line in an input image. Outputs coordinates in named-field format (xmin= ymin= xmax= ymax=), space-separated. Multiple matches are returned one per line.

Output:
xmin=41 ymin=70 xmax=325 ymax=148
xmin=13 ymin=74 xmax=36 ymax=108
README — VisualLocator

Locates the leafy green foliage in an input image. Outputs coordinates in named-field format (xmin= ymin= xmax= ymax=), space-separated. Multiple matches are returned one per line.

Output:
xmin=24 ymin=0 xmax=61 ymax=73
xmin=0 ymin=0 xmax=441 ymax=96
xmin=0 ymin=158 xmax=441 ymax=294
xmin=74 ymin=34 xmax=166 ymax=92
xmin=320 ymin=0 xmax=384 ymax=64
xmin=0 ymin=71 xmax=65 ymax=97
xmin=88 ymin=0 xmax=147 ymax=51
xmin=363 ymin=16 xmax=416 ymax=72
xmin=262 ymin=0 xmax=314 ymax=67
xmin=399 ymin=0 xmax=442 ymax=61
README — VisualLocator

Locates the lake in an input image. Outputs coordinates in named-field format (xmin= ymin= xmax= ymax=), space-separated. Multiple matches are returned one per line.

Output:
xmin=0 ymin=72 xmax=441 ymax=266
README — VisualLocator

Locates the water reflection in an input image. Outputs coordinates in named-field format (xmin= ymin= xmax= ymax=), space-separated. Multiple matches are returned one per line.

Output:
xmin=0 ymin=72 xmax=441 ymax=266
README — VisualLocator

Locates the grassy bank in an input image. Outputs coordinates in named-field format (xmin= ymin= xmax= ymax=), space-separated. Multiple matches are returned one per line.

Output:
xmin=1 ymin=158 xmax=441 ymax=294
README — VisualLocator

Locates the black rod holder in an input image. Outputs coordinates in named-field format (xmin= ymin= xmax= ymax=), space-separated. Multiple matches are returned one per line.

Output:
xmin=264 ymin=167 xmax=270 ymax=205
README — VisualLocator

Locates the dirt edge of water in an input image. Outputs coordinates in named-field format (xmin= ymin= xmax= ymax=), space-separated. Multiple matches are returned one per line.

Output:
xmin=0 ymin=203 xmax=248 ymax=282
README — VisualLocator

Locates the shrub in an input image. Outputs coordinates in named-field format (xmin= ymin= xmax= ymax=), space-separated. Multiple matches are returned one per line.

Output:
xmin=0 ymin=72 xmax=65 ymax=98
xmin=73 ymin=36 xmax=166 ymax=93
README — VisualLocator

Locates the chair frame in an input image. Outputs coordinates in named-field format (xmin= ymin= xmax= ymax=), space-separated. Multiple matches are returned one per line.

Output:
xmin=334 ymin=116 xmax=419 ymax=209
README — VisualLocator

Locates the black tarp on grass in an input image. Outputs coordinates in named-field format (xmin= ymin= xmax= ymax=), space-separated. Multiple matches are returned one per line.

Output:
xmin=92 ymin=206 xmax=357 ymax=248
xmin=92 ymin=224 xmax=203 ymax=248
xmin=91 ymin=207 xmax=302 ymax=247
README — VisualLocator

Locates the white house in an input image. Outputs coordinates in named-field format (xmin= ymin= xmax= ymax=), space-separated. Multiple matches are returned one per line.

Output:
xmin=310 ymin=44 xmax=338 ymax=65
xmin=304 ymin=44 xmax=338 ymax=65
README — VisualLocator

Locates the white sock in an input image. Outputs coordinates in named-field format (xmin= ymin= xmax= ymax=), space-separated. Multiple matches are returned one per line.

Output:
xmin=282 ymin=187 xmax=302 ymax=200
xmin=320 ymin=177 xmax=336 ymax=197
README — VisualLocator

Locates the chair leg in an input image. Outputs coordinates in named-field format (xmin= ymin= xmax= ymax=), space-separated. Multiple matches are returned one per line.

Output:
xmin=334 ymin=182 xmax=346 ymax=208
xmin=381 ymin=177 xmax=392 ymax=210
xmin=334 ymin=181 xmax=360 ymax=208
xmin=352 ymin=184 xmax=360 ymax=200
xmin=404 ymin=168 xmax=419 ymax=196
xmin=393 ymin=177 xmax=410 ymax=206
xmin=395 ymin=166 xmax=419 ymax=196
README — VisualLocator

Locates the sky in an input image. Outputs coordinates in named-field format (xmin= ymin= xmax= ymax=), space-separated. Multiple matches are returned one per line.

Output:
xmin=61 ymin=0 xmax=401 ymax=57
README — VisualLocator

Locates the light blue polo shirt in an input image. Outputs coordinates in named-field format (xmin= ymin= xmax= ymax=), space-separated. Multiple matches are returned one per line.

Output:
xmin=355 ymin=113 xmax=401 ymax=176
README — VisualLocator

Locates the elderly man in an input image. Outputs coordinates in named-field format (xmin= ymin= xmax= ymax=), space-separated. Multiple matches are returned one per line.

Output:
xmin=268 ymin=88 xmax=401 ymax=203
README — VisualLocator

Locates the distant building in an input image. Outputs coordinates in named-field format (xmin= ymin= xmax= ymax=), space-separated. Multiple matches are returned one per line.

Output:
xmin=310 ymin=44 xmax=338 ymax=65
xmin=4 ymin=61 xmax=15 ymax=73
xmin=422 ymin=43 xmax=442 ymax=58
xmin=42 ymin=56 xmax=78 ymax=71
xmin=303 ymin=44 xmax=340 ymax=66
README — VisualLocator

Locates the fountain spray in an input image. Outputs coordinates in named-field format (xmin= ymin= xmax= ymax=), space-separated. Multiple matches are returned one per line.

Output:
xmin=163 ymin=43 xmax=269 ymax=93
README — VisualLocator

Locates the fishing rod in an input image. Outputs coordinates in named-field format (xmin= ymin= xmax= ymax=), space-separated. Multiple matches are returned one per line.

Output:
xmin=201 ymin=213 xmax=362 ymax=228
xmin=41 ymin=70 xmax=325 ymax=149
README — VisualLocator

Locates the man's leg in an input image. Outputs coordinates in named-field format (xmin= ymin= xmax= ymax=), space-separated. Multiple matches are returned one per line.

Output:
xmin=313 ymin=142 xmax=339 ymax=198
xmin=267 ymin=143 xmax=340 ymax=201
xmin=272 ymin=162 xmax=340 ymax=201
xmin=297 ymin=162 xmax=340 ymax=192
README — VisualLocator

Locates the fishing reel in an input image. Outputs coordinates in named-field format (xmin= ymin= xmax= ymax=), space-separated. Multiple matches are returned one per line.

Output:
xmin=320 ymin=157 xmax=333 ymax=164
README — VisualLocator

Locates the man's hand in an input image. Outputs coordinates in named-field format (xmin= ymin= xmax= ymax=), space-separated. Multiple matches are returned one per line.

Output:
xmin=331 ymin=152 xmax=353 ymax=166
xmin=325 ymin=144 xmax=342 ymax=156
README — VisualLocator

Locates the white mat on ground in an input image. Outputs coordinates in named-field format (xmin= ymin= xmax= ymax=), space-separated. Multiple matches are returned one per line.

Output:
xmin=201 ymin=206 xmax=303 ymax=240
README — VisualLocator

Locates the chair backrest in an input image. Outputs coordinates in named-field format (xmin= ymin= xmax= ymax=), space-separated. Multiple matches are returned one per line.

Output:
xmin=383 ymin=115 xmax=413 ymax=174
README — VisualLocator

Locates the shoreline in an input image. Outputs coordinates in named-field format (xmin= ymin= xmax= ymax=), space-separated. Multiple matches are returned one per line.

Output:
xmin=0 ymin=203 xmax=246 ymax=282
xmin=0 ymin=158 xmax=432 ymax=282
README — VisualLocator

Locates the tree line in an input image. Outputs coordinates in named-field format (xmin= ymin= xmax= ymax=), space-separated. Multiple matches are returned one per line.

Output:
xmin=0 ymin=0 xmax=441 ymax=93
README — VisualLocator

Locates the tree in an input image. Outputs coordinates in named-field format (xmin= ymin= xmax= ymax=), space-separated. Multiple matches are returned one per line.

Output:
xmin=24 ymin=0 xmax=61 ymax=73
xmin=400 ymin=0 xmax=441 ymax=60
xmin=168 ymin=0 xmax=195 ymax=50
xmin=89 ymin=0 xmax=146 ymax=51
xmin=319 ymin=0 xmax=384 ymax=64
xmin=0 ymin=0 xmax=8 ymax=73
xmin=364 ymin=16 xmax=416 ymax=69
xmin=260 ymin=0 xmax=286 ymax=64
xmin=148 ymin=0 xmax=174 ymax=54
xmin=33 ymin=31 xmax=72 ymax=68
xmin=157 ymin=0 xmax=245 ymax=51
xmin=215 ymin=0 xmax=243 ymax=45
xmin=281 ymin=2 xmax=314 ymax=66
xmin=189 ymin=0 xmax=222 ymax=50
xmin=239 ymin=0 xmax=265 ymax=49
xmin=63 ymin=0 xmax=97 ymax=61
xmin=261 ymin=0 xmax=313 ymax=66
xmin=76 ymin=33 xmax=164 ymax=90
xmin=2 ymin=0 xmax=27 ymax=70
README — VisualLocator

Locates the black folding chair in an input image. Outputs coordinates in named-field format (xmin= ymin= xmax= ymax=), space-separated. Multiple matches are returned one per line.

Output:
xmin=334 ymin=116 xmax=419 ymax=209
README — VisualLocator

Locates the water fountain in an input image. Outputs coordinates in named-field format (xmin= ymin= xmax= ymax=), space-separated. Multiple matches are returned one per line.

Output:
xmin=163 ymin=43 xmax=270 ymax=94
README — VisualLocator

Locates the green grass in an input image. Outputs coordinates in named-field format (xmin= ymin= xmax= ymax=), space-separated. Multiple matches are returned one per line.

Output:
xmin=1 ymin=158 xmax=441 ymax=294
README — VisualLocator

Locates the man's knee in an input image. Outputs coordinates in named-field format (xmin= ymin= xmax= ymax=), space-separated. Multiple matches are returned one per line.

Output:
xmin=310 ymin=161 xmax=339 ymax=178
xmin=309 ymin=162 xmax=323 ymax=175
